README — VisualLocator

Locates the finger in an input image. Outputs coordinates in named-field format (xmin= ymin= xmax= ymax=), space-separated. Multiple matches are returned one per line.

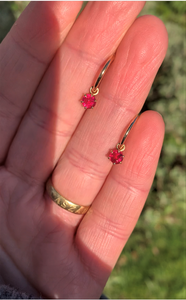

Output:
xmin=6 ymin=2 xmax=145 ymax=184
xmin=75 ymin=111 xmax=165 ymax=288
xmin=0 ymin=1 xmax=82 ymax=163
xmin=50 ymin=15 xmax=168 ymax=211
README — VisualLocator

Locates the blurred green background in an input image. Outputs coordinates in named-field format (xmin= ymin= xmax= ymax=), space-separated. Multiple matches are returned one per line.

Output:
xmin=0 ymin=1 xmax=185 ymax=299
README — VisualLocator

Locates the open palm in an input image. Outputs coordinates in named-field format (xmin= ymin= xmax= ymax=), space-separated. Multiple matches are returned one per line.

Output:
xmin=0 ymin=2 xmax=168 ymax=298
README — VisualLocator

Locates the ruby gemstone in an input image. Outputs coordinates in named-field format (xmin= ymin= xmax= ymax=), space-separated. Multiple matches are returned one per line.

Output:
xmin=81 ymin=94 xmax=96 ymax=109
xmin=108 ymin=149 xmax=124 ymax=164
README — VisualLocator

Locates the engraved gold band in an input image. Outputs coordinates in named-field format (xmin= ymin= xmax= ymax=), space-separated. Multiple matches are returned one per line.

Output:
xmin=46 ymin=178 xmax=90 ymax=215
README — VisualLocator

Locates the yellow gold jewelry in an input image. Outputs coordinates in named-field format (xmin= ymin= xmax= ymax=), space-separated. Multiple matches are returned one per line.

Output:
xmin=81 ymin=53 xmax=115 ymax=109
xmin=46 ymin=178 xmax=90 ymax=214
xmin=108 ymin=115 xmax=139 ymax=164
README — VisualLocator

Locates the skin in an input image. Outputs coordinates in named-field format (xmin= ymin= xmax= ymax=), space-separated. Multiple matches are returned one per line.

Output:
xmin=0 ymin=1 xmax=168 ymax=299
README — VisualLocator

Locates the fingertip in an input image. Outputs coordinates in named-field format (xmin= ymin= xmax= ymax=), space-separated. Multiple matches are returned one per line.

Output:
xmin=139 ymin=14 xmax=169 ymax=55
xmin=140 ymin=110 xmax=165 ymax=138
xmin=137 ymin=14 xmax=168 ymax=62
xmin=135 ymin=110 xmax=165 ymax=157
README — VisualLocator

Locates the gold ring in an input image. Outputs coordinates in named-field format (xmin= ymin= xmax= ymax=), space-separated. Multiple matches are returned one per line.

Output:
xmin=46 ymin=178 xmax=90 ymax=215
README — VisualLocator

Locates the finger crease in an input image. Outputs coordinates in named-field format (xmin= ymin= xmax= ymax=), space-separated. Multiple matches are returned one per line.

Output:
xmin=27 ymin=108 xmax=72 ymax=138
xmin=100 ymin=90 xmax=137 ymax=115
xmin=0 ymin=91 xmax=22 ymax=119
xmin=5 ymin=165 xmax=43 ymax=187
xmin=93 ymin=208 xmax=129 ymax=241
xmin=65 ymin=41 xmax=102 ymax=68
xmin=111 ymin=174 xmax=148 ymax=195
xmin=66 ymin=148 xmax=107 ymax=180
xmin=10 ymin=31 xmax=47 ymax=67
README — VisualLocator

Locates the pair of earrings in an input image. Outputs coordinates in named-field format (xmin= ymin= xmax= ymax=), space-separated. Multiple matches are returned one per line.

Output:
xmin=80 ymin=54 xmax=139 ymax=165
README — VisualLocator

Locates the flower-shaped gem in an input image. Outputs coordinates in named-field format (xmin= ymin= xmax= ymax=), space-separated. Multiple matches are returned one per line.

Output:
xmin=108 ymin=149 xmax=124 ymax=164
xmin=81 ymin=94 xmax=96 ymax=109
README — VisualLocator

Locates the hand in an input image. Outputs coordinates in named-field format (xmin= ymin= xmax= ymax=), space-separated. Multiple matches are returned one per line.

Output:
xmin=0 ymin=2 xmax=168 ymax=298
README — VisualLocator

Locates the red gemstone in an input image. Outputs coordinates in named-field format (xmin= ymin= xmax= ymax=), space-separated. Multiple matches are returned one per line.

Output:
xmin=81 ymin=94 xmax=96 ymax=109
xmin=108 ymin=149 xmax=124 ymax=164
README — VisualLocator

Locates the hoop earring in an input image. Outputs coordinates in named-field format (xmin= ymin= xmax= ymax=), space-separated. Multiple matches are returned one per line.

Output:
xmin=81 ymin=54 xmax=115 ymax=109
